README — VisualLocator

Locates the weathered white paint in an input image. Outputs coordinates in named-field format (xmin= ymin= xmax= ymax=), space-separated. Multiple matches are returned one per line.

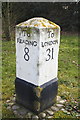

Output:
xmin=16 ymin=17 xmax=60 ymax=86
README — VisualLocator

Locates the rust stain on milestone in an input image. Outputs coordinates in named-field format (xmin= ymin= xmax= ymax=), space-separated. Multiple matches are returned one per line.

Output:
xmin=16 ymin=17 xmax=59 ymax=29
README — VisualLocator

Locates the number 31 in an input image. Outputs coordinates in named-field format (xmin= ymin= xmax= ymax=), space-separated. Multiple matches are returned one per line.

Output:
xmin=46 ymin=48 xmax=54 ymax=61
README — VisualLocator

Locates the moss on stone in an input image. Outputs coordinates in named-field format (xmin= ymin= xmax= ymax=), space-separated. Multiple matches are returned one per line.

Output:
xmin=16 ymin=17 xmax=59 ymax=29
xmin=21 ymin=27 xmax=32 ymax=34
xmin=33 ymin=101 xmax=40 ymax=112
xmin=34 ymin=87 xmax=43 ymax=98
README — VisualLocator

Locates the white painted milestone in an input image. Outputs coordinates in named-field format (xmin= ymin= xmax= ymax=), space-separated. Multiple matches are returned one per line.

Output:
xmin=16 ymin=17 xmax=60 ymax=86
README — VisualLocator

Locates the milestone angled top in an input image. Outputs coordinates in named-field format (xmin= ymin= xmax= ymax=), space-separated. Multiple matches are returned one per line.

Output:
xmin=16 ymin=17 xmax=59 ymax=28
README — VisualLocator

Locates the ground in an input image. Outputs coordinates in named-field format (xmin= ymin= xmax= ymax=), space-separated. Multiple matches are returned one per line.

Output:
xmin=2 ymin=33 xmax=80 ymax=119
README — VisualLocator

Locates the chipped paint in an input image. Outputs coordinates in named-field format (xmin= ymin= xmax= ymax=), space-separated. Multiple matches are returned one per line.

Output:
xmin=34 ymin=101 xmax=40 ymax=111
xmin=34 ymin=86 xmax=43 ymax=98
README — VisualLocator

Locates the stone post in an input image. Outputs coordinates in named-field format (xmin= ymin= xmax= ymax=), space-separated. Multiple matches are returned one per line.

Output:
xmin=15 ymin=17 xmax=60 ymax=114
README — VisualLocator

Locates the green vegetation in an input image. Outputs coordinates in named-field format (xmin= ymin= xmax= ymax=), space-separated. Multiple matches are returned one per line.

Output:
xmin=2 ymin=40 xmax=16 ymax=118
xmin=2 ymin=34 xmax=79 ymax=118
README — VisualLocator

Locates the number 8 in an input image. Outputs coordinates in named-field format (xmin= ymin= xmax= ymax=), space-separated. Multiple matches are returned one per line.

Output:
xmin=24 ymin=47 xmax=29 ymax=61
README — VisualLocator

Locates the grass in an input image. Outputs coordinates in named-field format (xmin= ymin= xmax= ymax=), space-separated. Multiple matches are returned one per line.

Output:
xmin=2 ymin=34 xmax=79 ymax=118
xmin=2 ymin=40 xmax=16 ymax=118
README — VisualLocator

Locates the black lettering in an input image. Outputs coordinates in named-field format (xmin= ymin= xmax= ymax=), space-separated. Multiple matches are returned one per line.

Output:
xmin=22 ymin=31 xmax=26 ymax=36
xmin=17 ymin=39 xmax=38 ymax=47
xmin=24 ymin=47 xmax=29 ymax=61
xmin=34 ymin=41 xmax=37 ymax=46
xmin=48 ymin=31 xmax=51 ymax=38
xmin=44 ymin=42 xmax=48 ymax=46
xmin=46 ymin=48 xmax=54 ymax=61
xmin=41 ymin=42 xmax=44 ymax=47
xmin=25 ymin=40 xmax=29 ymax=45
xmin=46 ymin=48 xmax=51 ymax=61
xmin=20 ymin=39 xmax=24 ymax=43
xmin=51 ymin=33 xmax=54 ymax=38
xmin=27 ymin=33 xmax=30 ymax=37
xmin=52 ymin=48 xmax=54 ymax=59
xmin=17 ymin=38 xmax=24 ymax=44
xmin=54 ymin=40 xmax=58 ymax=44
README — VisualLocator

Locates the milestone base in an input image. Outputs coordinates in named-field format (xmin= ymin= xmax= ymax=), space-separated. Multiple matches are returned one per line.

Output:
xmin=15 ymin=78 xmax=58 ymax=114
